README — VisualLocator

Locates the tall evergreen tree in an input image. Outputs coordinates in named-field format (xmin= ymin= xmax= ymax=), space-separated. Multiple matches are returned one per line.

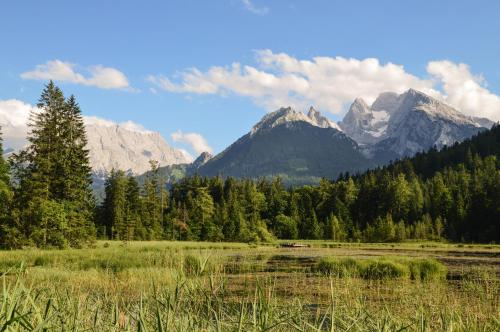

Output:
xmin=8 ymin=82 xmax=95 ymax=248
xmin=101 ymin=170 xmax=128 ymax=239
xmin=0 ymin=128 xmax=14 ymax=247
xmin=141 ymin=160 xmax=164 ymax=239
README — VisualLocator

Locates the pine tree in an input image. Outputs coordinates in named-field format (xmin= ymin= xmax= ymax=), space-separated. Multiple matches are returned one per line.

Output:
xmin=61 ymin=95 xmax=96 ymax=246
xmin=9 ymin=82 xmax=95 ymax=248
xmin=101 ymin=170 xmax=127 ymax=239
xmin=141 ymin=160 xmax=164 ymax=239
xmin=0 ymin=128 xmax=14 ymax=247
xmin=125 ymin=176 xmax=141 ymax=240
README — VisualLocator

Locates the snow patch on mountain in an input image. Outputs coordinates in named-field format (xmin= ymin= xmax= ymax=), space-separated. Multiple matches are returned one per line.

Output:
xmin=339 ymin=98 xmax=389 ymax=145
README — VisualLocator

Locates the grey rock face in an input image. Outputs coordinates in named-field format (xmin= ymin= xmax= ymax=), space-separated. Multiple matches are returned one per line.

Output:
xmin=191 ymin=151 xmax=213 ymax=169
xmin=339 ymin=98 xmax=389 ymax=145
xmin=340 ymin=89 xmax=491 ymax=162
xmin=0 ymin=117 xmax=191 ymax=176
xmin=85 ymin=123 xmax=192 ymax=176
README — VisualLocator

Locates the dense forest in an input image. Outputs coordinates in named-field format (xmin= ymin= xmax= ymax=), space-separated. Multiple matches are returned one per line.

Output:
xmin=0 ymin=83 xmax=499 ymax=248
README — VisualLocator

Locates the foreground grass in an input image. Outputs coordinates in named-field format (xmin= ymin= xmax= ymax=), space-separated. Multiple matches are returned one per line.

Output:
xmin=0 ymin=241 xmax=498 ymax=331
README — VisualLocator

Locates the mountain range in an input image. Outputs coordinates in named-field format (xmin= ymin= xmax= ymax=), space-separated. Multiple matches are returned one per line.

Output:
xmin=84 ymin=118 xmax=191 ymax=177
xmin=193 ymin=89 xmax=493 ymax=184
xmin=1 ymin=89 xmax=495 ymax=187
xmin=197 ymin=106 xmax=369 ymax=184
xmin=340 ymin=89 xmax=494 ymax=162
xmin=1 ymin=116 xmax=192 ymax=176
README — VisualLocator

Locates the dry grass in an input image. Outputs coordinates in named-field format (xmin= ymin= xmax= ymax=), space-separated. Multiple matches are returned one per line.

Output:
xmin=0 ymin=241 xmax=498 ymax=331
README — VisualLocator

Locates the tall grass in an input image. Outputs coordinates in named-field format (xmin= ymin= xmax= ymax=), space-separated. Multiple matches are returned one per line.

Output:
xmin=0 ymin=242 xmax=497 ymax=331
xmin=314 ymin=257 xmax=448 ymax=281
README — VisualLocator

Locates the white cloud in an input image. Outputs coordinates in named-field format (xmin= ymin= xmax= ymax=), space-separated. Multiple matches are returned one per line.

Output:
xmin=0 ymin=99 xmax=37 ymax=130
xmin=21 ymin=60 xmax=131 ymax=90
xmin=0 ymin=99 xmax=37 ymax=150
xmin=171 ymin=130 xmax=213 ymax=155
xmin=427 ymin=61 xmax=500 ymax=121
xmin=241 ymin=0 xmax=269 ymax=15
xmin=149 ymin=50 xmax=436 ymax=115
xmin=149 ymin=50 xmax=500 ymax=121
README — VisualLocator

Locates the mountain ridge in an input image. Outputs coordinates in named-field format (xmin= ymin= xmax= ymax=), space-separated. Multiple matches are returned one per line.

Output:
xmin=136 ymin=89 xmax=495 ymax=187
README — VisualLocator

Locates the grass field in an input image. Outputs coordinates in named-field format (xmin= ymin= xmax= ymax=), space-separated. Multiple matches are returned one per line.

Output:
xmin=0 ymin=241 xmax=498 ymax=331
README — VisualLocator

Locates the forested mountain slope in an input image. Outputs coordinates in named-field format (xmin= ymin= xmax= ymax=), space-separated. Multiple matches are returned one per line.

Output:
xmin=198 ymin=107 xmax=371 ymax=185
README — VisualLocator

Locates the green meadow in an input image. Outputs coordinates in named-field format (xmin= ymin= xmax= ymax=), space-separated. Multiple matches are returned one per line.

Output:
xmin=0 ymin=241 xmax=498 ymax=331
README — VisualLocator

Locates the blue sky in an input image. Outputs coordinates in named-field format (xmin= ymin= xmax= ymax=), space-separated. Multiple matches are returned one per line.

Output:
xmin=1 ymin=0 xmax=499 ymax=156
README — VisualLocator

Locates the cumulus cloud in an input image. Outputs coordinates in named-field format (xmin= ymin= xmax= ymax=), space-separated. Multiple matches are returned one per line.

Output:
xmin=0 ymin=99 xmax=37 ymax=130
xmin=241 ymin=0 xmax=269 ymax=15
xmin=21 ymin=60 xmax=131 ymax=90
xmin=149 ymin=49 xmax=500 ymax=121
xmin=149 ymin=50 xmax=436 ymax=114
xmin=427 ymin=61 xmax=500 ymax=121
xmin=171 ymin=130 xmax=213 ymax=155
xmin=0 ymin=99 xmax=37 ymax=150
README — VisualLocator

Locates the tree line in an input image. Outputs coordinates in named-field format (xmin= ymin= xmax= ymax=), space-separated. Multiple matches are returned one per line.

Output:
xmin=0 ymin=83 xmax=498 ymax=248
xmin=97 ymin=152 xmax=499 ymax=243
xmin=96 ymin=116 xmax=500 ymax=244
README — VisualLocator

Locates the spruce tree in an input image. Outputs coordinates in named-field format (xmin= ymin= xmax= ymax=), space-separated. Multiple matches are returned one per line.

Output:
xmin=61 ymin=95 xmax=96 ymax=246
xmin=125 ymin=176 xmax=141 ymax=240
xmin=101 ymin=170 xmax=127 ymax=239
xmin=141 ymin=160 xmax=164 ymax=239
xmin=0 ymin=128 xmax=14 ymax=247
xmin=9 ymin=82 xmax=95 ymax=248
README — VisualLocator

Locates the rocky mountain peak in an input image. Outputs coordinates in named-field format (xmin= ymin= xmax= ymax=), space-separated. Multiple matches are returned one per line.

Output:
xmin=396 ymin=89 xmax=479 ymax=126
xmin=251 ymin=106 xmax=339 ymax=135
xmin=191 ymin=151 xmax=213 ymax=169
xmin=371 ymin=92 xmax=400 ymax=114
xmin=402 ymin=88 xmax=435 ymax=106
xmin=307 ymin=106 xmax=319 ymax=118
xmin=84 ymin=122 xmax=192 ymax=176
xmin=365 ymin=89 xmax=491 ymax=160
xmin=307 ymin=106 xmax=341 ymax=130
xmin=352 ymin=97 xmax=370 ymax=110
